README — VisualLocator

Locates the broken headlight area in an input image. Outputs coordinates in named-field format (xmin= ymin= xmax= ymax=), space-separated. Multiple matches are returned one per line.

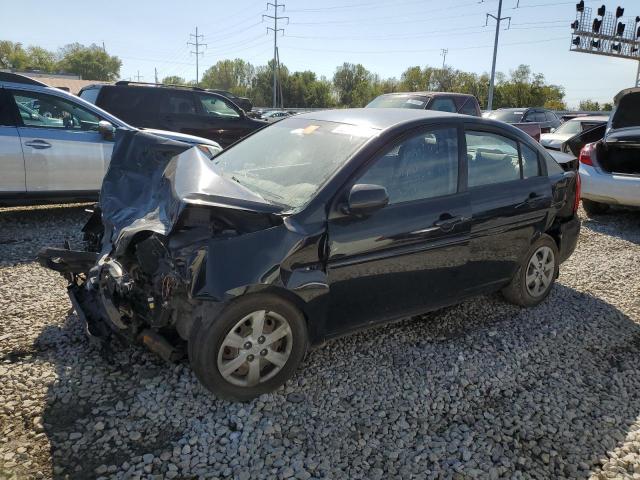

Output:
xmin=38 ymin=129 xmax=287 ymax=362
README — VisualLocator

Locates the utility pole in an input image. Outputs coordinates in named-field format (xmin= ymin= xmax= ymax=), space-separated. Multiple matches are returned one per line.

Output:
xmin=486 ymin=0 xmax=511 ymax=111
xmin=135 ymin=71 xmax=143 ymax=82
xmin=188 ymin=27 xmax=207 ymax=86
xmin=263 ymin=1 xmax=289 ymax=108
xmin=440 ymin=49 xmax=448 ymax=69
xmin=154 ymin=67 xmax=159 ymax=84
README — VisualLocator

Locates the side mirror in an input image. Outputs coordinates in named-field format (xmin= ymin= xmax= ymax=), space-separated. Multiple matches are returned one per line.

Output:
xmin=98 ymin=120 xmax=116 ymax=140
xmin=343 ymin=184 xmax=389 ymax=216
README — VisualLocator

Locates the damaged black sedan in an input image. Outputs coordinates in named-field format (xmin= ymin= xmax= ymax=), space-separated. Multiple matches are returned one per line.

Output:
xmin=40 ymin=110 xmax=581 ymax=400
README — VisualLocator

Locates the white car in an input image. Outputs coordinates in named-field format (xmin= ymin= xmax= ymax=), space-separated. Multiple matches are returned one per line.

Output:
xmin=540 ymin=115 xmax=609 ymax=151
xmin=0 ymin=72 xmax=221 ymax=205
xmin=575 ymin=88 xmax=640 ymax=215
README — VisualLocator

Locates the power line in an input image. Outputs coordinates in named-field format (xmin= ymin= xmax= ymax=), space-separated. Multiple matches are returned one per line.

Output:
xmin=263 ymin=0 xmax=289 ymax=107
xmin=188 ymin=26 xmax=207 ymax=85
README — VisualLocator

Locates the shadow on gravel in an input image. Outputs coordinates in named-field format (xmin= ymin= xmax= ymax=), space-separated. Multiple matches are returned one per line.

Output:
xmin=34 ymin=283 xmax=640 ymax=479
xmin=581 ymin=208 xmax=640 ymax=245
xmin=0 ymin=203 xmax=91 ymax=267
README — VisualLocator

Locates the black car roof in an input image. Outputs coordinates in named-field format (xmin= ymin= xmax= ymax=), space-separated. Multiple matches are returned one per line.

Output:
xmin=294 ymin=108 xmax=464 ymax=130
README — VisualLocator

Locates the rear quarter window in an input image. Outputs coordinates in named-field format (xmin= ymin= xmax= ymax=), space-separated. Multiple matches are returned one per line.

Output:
xmin=79 ymin=88 xmax=100 ymax=104
xmin=541 ymin=150 xmax=565 ymax=175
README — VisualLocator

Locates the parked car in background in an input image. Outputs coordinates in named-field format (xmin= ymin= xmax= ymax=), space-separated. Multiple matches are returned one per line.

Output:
xmin=0 ymin=72 xmax=221 ymax=205
xmin=207 ymin=89 xmax=253 ymax=113
xmin=540 ymin=115 xmax=609 ymax=150
xmin=39 ymin=108 xmax=580 ymax=400
xmin=574 ymin=88 xmax=640 ymax=215
xmin=366 ymin=92 xmax=481 ymax=116
xmin=79 ymin=81 xmax=266 ymax=148
xmin=261 ymin=110 xmax=291 ymax=122
xmin=485 ymin=108 xmax=562 ymax=133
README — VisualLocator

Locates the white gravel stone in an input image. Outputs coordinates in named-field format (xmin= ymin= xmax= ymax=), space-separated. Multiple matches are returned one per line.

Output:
xmin=1 ymin=204 xmax=640 ymax=479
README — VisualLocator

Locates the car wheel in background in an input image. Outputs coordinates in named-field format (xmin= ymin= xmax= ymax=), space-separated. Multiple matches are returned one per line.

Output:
xmin=502 ymin=234 xmax=559 ymax=307
xmin=189 ymin=294 xmax=308 ymax=401
xmin=582 ymin=199 xmax=610 ymax=216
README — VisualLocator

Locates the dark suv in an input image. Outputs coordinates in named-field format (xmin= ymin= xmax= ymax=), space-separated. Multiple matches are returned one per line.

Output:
xmin=485 ymin=108 xmax=561 ymax=134
xmin=79 ymin=82 xmax=266 ymax=148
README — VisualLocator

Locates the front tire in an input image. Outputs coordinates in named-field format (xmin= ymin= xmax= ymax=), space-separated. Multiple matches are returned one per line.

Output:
xmin=502 ymin=235 xmax=559 ymax=307
xmin=189 ymin=294 xmax=308 ymax=401
xmin=582 ymin=199 xmax=609 ymax=216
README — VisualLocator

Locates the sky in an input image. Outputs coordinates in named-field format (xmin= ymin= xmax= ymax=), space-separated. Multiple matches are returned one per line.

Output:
xmin=4 ymin=0 xmax=638 ymax=107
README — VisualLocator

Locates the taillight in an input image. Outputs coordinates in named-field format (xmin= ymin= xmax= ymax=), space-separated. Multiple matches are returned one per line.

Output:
xmin=579 ymin=143 xmax=594 ymax=166
xmin=573 ymin=170 xmax=581 ymax=213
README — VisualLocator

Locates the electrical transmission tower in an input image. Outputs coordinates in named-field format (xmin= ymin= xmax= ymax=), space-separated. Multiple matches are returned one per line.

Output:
xmin=263 ymin=1 xmax=289 ymax=108
xmin=440 ymin=49 xmax=448 ymax=69
xmin=485 ymin=0 xmax=511 ymax=111
xmin=188 ymin=27 xmax=207 ymax=86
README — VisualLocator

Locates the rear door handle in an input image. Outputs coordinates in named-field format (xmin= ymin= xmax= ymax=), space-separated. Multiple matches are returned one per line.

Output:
xmin=24 ymin=140 xmax=52 ymax=149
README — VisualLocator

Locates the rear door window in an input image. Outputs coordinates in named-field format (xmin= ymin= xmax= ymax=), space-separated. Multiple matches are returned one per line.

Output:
xmin=460 ymin=99 xmax=478 ymax=116
xmin=429 ymin=98 xmax=457 ymax=113
xmin=465 ymin=131 xmax=520 ymax=187
xmin=530 ymin=112 xmax=547 ymax=122
xmin=545 ymin=111 xmax=558 ymax=122
xmin=161 ymin=91 xmax=198 ymax=114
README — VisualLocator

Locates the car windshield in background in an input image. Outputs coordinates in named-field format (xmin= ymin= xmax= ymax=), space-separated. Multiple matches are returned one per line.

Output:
xmin=367 ymin=95 xmax=429 ymax=109
xmin=487 ymin=110 xmax=524 ymax=123
xmin=554 ymin=119 xmax=583 ymax=135
xmin=213 ymin=118 xmax=378 ymax=209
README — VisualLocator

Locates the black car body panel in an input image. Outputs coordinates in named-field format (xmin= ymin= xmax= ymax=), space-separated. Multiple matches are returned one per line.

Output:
xmin=39 ymin=109 xmax=580 ymax=365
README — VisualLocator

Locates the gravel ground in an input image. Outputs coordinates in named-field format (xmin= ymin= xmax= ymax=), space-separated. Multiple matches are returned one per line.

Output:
xmin=1 ymin=203 xmax=639 ymax=480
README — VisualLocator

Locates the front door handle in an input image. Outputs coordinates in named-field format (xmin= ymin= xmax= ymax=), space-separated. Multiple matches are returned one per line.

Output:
xmin=433 ymin=215 xmax=465 ymax=232
xmin=24 ymin=140 xmax=52 ymax=149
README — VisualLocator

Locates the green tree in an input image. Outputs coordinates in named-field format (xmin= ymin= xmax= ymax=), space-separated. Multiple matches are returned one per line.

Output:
xmin=0 ymin=41 xmax=29 ymax=70
xmin=200 ymin=59 xmax=255 ymax=96
xmin=57 ymin=43 xmax=121 ymax=80
xmin=602 ymin=102 xmax=613 ymax=111
xmin=544 ymin=99 xmax=567 ymax=111
xmin=333 ymin=63 xmax=376 ymax=107
xmin=162 ymin=75 xmax=187 ymax=85
xmin=578 ymin=99 xmax=601 ymax=111
xmin=25 ymin=46 xmax=57 ymax=72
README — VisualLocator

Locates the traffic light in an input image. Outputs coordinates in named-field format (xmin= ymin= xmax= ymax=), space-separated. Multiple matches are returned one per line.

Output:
xmin=612 ymin=42 xmax=622 ymax=52
xmin=637 ymin=25 xmax=640 ymax=38
xmin=572 ymin=36 xmax=581 ymax=46
xmin=617 ymin=22 xmax=626 ymax=36
xmin=571 ymin=20 xmax=579 ymax=30
xmin=593 ymin=18 xmax=602 ymax=33
xmin=591 ymin=39 xmax=601 ymax=48
xmin=597 ymin=5 xmax=606 ymax=17
xmin=576 ymin=1 xmax=584 ymax=12
xmin=616 ymin=7 xmax=624 ymax=18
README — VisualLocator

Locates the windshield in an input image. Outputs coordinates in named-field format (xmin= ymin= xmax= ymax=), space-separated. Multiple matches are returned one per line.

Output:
xmin=554 ymin=119 xmax=582 ymax=135
xmin=486 ymin=110 xmax=524 ymax=123
xmin=367 ymin=95 xmax=429 ymax=109
xmin=213 ymin=118 xmax=378 ymax=209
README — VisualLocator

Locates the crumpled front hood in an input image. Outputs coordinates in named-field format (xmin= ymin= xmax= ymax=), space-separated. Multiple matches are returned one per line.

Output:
xmin=100 ymin=129 xmax=281 ymax=254
xmin=540 ymin=133 xmax=571 ymax=149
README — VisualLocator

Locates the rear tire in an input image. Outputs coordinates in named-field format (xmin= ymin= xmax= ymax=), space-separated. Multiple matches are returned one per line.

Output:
xmin=189 ymin=294 xmax=308 ymax=401
xmin=502 ymin=235 xmax=559 ymax=307
xmin=582 ymin=199 xmax=609 ymax=216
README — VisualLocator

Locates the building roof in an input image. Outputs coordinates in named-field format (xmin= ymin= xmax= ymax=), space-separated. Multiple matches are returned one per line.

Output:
xmin=1 ymin=70 xmax=109 ymax=95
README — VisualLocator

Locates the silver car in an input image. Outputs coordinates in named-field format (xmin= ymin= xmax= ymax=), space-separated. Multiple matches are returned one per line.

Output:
xmin=0 ymin=73 xmax=221 ymax=205
xmin=540 ymin=115 xmax=609 ymax=151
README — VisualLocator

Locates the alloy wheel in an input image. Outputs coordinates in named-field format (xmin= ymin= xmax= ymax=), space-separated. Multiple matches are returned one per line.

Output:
xmin=525 ymin=246 xmax=555 ymax=298
xmin=217 ymin=310 xmax=293 ymax=387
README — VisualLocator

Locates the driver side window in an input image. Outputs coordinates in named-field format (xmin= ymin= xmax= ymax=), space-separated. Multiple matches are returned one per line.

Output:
xmin=358 ymin=127 xmax=459 ymax=205
xmin=196 ymin=94 xmax=240 ymax=118
xmin=10 ymin=90 xmax=101 ymax=130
